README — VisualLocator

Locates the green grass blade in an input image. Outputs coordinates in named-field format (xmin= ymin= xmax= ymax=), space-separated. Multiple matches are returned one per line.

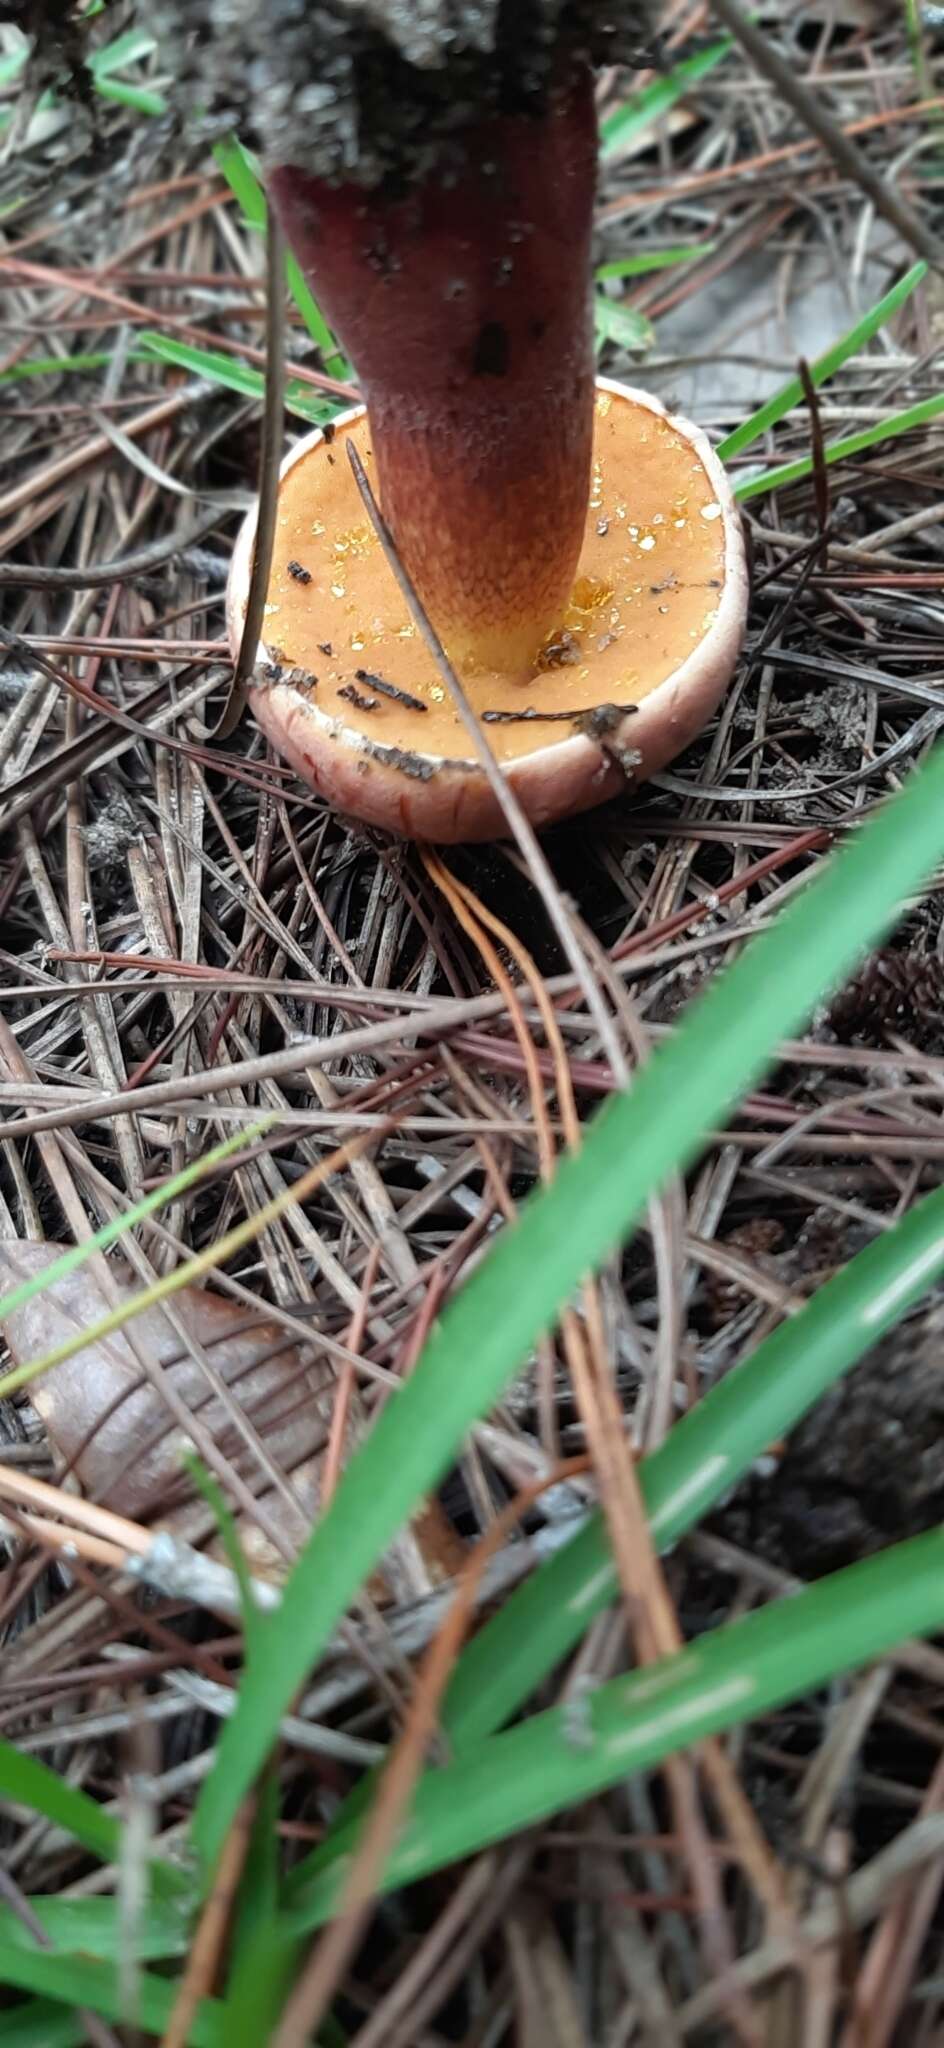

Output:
xmin=212 ymin=137 xmax=266 ymax=230
xmin=0 ymin=1117 xmax=273 ymax=1329
xmin=212 ymin=137 xmax=349 ymax=379
xmin=594 ymin=297 xmax=655 ymax=356
xmin=0 ymin=25 xmax=168 ymax=131
xmin=600 ymin=35 xmax=736 ymax=159
xmin=0 ymin=1897 xmax=188 ymax=1962
xmin=191 ymin=740 xmax=944 ymax=1883
xmin=92 ymin=77 xmax=167 ymax=115
xmin=0 ymin=51 xmax=27 ymax=89
xmin=0 ymin=1745 xmax=184 ymax=1901
xmin=87 ymin=28 xmax=157 ymax=77
xmin=0 ymin=1742 xmax=121 ymax=1864
xmin=718 ymin=260 xmax=927 ymax=462
xmin=595 ymin=245 xmax=716 ymax=280
xmin=734 ymin=390 xmax=944 ymax=500
xmin=437 ymin=1180 xmax=944 ymax=1750
xmin=0 ymin=1946 xmax=221 ymax=2047
xmin=0 ymin=353 xmax=130 ymax=384
xmin=289 ymin=1175 xmax=944 ymax=1888
xmin=221 ymin=1918 xmax=297 ymax=2047
xmin=136 ymin=331 xmax=340 ymax=426
xmin=285 ymin=1524 xmax=944 ymax=1930
xmin=0 ymin=2002 xmax=85 ymax=2048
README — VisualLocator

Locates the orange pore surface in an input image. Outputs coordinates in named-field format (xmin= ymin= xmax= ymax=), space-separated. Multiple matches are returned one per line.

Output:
xmin=264 ymin=389 xmax=728 ymax=767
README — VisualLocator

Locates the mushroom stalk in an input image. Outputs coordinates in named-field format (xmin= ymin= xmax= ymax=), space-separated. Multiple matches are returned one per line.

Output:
xmin=267 ymin=60 xmax=597 ymax=674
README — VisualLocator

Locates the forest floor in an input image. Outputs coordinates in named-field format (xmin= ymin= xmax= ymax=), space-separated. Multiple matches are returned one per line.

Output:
xmin=2 ymin=2 xmax=944 ymax=2043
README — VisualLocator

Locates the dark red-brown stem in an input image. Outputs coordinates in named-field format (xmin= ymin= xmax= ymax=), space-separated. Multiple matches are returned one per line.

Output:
xmin=267 ymin=61 xmax=597 ymax=674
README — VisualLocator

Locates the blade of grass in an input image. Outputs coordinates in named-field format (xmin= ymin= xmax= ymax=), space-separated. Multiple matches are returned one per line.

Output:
xmin=212 ymin=137 xmax=349 ymax=380
xmin=284 ymin=1523 xmax=944 ymax=1930
xmin=734 ymin=389 xmax=944 ymax=499
xmin=600 ymin=34 xmax=736 ymax=158
xmin=718 ymin=259 xmax=927 ymax=461
xmin=136 ymin=332 xmax=340 ymax=427
xmin=0 ymin=1116 xmax=273 ymax=1327
xmin=0 ymin=352 xmax=135 ymax=385
xmin=0 ymin=1745 xmax=184 ymax=1901
xmin=0 ymin=2002 xmax=86 ymax=2048
xmin=290 ymin=1171 xmax=941 ymax=1884
xmin=222 ymin=1773 xmax=294 ymax=2044
xmin=191 ymin=739 xmax=944 ymax=1883
xmin=436 ymin=1179 xmax=944 ymax=1750
xmin=0 ymin=1947 xmax=221 ymax=2048
xmin=92 ymin=78 xmax=167 ymax=116
xmin=594 ymin=297 xmax=655 ymax=355
xmin=0 ymin=25 xmax=166 ymax=129
xmin=86 ymin=28 xmax=158 ymax=76
xmin=221 ymin=1914 xmax=296 ymax=2047
xmin=595 ymin=244 xmax=716 ymax=279
xmin=0 ymin=51 xmax=28 ymax=89
xmin=288 ymin=1175 xmax=944 ymax=1889
xmin=0 ymin=1898 xmax=188 ymax=1962
xmin=0 ymin=1743 xmax=122 ymax=1865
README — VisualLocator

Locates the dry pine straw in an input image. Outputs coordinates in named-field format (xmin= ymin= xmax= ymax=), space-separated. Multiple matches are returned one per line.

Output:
xmin=2 ymin=3 xmax=944 ymax=2041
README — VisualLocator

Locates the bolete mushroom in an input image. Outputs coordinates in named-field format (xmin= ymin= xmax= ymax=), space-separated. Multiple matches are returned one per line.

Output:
xmin=170 ymin=2 xmax=749 ymax=840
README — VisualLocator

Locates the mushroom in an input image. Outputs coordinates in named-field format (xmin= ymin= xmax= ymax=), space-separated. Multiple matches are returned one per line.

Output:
xmin=228 ymin=385 xmax=746 ymax=841
xmin=198 ymin=2 xmax=748 ymax=840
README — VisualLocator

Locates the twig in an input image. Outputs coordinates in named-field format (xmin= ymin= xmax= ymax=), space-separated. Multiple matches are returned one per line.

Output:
xmin=212 ymin=210 xmax=285 ymax=740
xmin=0 ymin=512 xmax=226 ymax=590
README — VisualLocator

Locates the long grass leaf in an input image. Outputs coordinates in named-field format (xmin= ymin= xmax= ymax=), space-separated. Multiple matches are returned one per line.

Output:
xmin=191 ymin=740 xmax=944 ymax=1881
xmin=0 ymin=1743 xmax=120 ymax=1864
xmin=595 ymin=245 xmax=716 ymax=280
xmin=0 ymin=2002 xmax=85 ymax=2048
xmin=136 ymin=331 xmax=340 ymax=426
xmin=285 ymin=1524 xmax=944 ymax=1929
xmin=0 ymin=1946 xmax=221 ymax=2047
xmin=436 ymin=1180 xmax=944 ymax=1750
xmin=719 ymin=260 xmax=927 ymax=462
xmin=600 ymin=36 xmax=736 ymax=159
xmin=288 ymin=1175 xmax=944 ymax=1888
xmin=0 ymin=352 xmax=130 ymax=384
xmin=212 ymin=137 xmax=349 ymax=378
xmin=0 ymin=1897 xmax=188 ymax=1962
xmin=87 ymin=28 xmax=158 ymax=77
xmin=734 ymin=390 xmax=944 ymax=500
xmin=92 ymin=78 xmax=167 ymax=116
xmin=594 ymin=297 xmax=655 ymax=355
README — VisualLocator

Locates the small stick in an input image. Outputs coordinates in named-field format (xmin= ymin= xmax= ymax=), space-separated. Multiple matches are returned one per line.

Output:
xmin=482 ymin=705 xmax=612 ymax=725
xmin=338 ymin=682 xmax=379 ymax=712
xmin=213 ymin=211 xmax=286 ymax=739
xmin=354 ymin=668 xmax=427 ymax=713
xmin=799 ymin=357 xmax=830 ymax=557
xmin=0 ymin=511 xmax=224 ymax=589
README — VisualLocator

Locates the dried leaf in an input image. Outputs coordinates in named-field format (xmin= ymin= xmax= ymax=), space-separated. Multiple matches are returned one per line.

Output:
xmin=0 ymin=1244 xmax=327 ymax=1567
xmin=0 ymin=1245 xmax=463 ymax=1587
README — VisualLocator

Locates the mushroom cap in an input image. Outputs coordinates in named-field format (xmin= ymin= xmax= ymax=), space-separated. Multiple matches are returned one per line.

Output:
xmin=227 ymin=379 xmax=749 ymax=843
